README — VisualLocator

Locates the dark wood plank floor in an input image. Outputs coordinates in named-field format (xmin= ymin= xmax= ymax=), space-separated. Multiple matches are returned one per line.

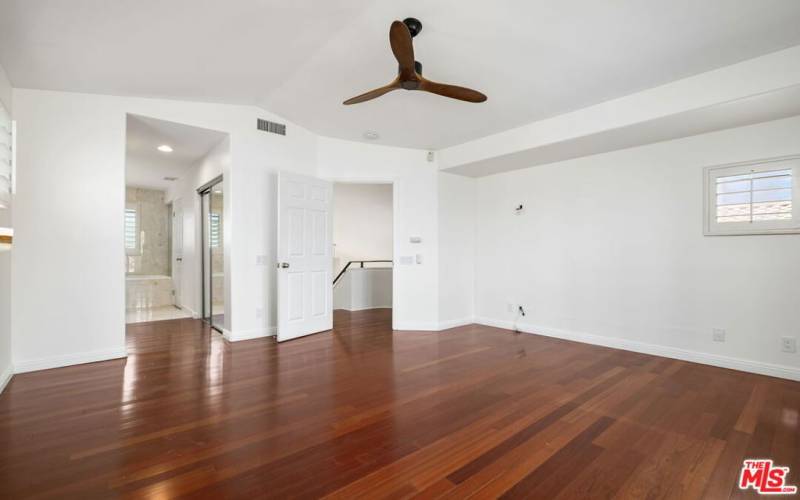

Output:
xmin=1 ymin=309 xmax=798 ymax=499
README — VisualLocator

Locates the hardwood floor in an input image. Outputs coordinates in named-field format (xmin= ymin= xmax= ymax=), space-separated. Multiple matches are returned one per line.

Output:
xmin=1 ymin=309 xmax=798 ymax=498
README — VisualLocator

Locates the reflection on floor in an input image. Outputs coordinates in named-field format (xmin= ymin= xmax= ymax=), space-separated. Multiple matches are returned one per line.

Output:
xmin=1 ymin=308 xmax=797 ymax=498
xmin=125 ymin=305 xmax=192 ymax=324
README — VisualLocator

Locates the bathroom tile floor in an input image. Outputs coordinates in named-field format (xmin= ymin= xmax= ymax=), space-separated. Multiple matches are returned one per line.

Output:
xmin=125 ymin=305 xmax=193 ymax=324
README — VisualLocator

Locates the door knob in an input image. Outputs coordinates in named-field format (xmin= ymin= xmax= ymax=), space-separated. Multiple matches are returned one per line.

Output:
xmin=278 ymin=262 xmax=290 ymax=269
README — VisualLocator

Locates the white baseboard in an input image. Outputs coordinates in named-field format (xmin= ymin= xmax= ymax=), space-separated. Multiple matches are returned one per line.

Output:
xmin=393 ymin=321 xmax=441 ymax=332
xmin=181 ymin=306 xmax=199 ymax=319
xmin=393 ymin=317 xmax=474 ymax=332
xmin=223 ymin=326 xmax=277 ymax=342
xmin=474 ymin=317 xmax=800 ymax=382
xmin=438 ymin=317 xmax=475 ymax=330
xmin=0 ymin=362 xmax=13 ymax=395
xmin=13 ymin=347 xmax=128 ymax=374
xmin=335 ymin=304 xmax=392 ymax=312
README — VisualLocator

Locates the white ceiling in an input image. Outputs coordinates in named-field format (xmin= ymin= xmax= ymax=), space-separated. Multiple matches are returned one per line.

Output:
xmin=125 ymin=114 xmax=227 ymax=190
xmin=2 ymin=1 xmax=800 ymax=150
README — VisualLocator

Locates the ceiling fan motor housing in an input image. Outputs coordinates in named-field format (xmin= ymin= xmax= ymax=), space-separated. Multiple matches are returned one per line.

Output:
xmin=403 ymin=17 xmax=422 ymax=37
xmin=398 ymin=60 xmax=423 ymax=77
xmin=399 ymin=61 xmax=423 ymax=89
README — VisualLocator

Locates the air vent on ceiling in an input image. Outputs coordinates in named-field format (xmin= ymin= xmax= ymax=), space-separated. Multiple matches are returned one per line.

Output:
xmin=257 ymin=118 xmax=286 ymax=136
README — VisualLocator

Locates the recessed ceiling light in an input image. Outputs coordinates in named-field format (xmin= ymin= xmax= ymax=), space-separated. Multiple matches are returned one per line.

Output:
xmin=363 ymin=131 xmax=380 ymax=140
xmin=157 ymin=144 xmax=173 ymax=153
xmin=163 ymin=176 xmax=178 ymax=181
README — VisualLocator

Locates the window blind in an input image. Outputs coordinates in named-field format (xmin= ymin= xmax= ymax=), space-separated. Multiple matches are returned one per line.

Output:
xmin=124 ymin=208 xmax=138 ymax=250
xmin=210 ymin=213 xmax=221 ymax=248
xmin=716 ymin=169 xmax=792 ymax=224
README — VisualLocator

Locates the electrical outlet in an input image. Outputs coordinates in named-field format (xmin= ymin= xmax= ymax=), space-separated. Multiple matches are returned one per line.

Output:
xmin=507 ymin=302 xmax=514 ymax=313
xmin=712 ymin=328 xmax=726 ymax=342
xmin=255 ymin=307 xmax=263 ymax=319
xmin=781 ymin=336 xmax=797 ymax=353
xmin=518 ymin=305 xmax=526 ymax=317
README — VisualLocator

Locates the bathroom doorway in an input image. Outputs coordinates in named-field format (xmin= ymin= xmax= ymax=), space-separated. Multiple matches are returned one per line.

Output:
xmin=124 ymin=113 xmax=229 ymax=325
xmin=199 ymin=176 xmax=225 ymax=331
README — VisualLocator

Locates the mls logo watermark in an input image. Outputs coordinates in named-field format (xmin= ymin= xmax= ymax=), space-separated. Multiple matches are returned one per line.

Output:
xmin=739 ymin=459 xmax=797 ymax=495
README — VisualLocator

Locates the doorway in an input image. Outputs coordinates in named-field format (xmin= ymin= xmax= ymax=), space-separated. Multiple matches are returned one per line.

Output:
xmin=275 ymin=174 xmax=396 ymax=342
xmin=200 ymin=176 xmax=225 ymax=331
xmin=331 ymin=182 xmax=394 ymax=316
xmin=124 ymin=113 xmax=229 ymax=327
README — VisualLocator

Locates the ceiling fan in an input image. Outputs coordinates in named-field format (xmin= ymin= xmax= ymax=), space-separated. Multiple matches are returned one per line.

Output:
xmin=343 ymin=18 xmax=487 ymax=105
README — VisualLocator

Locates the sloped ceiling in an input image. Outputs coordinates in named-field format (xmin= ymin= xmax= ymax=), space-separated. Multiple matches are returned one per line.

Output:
xmin=2 ymin=0 xmax=800 ymax=149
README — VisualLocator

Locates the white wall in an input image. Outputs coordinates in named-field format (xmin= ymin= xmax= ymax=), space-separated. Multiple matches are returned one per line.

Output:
xmin=10 ymin=88 xmax=447 ymax=370
xmin=474 ymin=116 xmax=800 ymax=379
xmin=333 ymin=268 xmax=392 ymax=311
xmin=12 ymin=90 xmax=129 ymax=370
xmin=333 ymin=182 xmax=392 ymax=274
xmin=11 ymin=88 xmax=318 ymax=368
xmin=438 ymin=172 xmax=476 ymax=328
xmin=317 ymin=137 xmax=440 ymax=330
xmin=0 ymin=61 xmax=12 ymax=391
xmin=13 ymin=83 xmax=796 ymax=382
xmin=6 ymin=87 xmax=799 ymax=383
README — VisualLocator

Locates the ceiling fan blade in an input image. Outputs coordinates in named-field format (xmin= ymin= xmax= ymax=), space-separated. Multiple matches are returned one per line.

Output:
xmin=419 ymin=78 xmax=487 ymax=103
xmin=343 ymin=80 xmax=400 ymax=105
xmin=390 ymin=20 xmax=416 ymax=80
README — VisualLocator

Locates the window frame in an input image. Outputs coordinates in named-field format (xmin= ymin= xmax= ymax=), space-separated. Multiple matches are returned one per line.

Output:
xmin=125 ymin=201 xmax=142 ymax=256
xmin=703 ymin=155 xmax=800 ymax=236
xmin=0 ymin=102 xmax=12 ymax=207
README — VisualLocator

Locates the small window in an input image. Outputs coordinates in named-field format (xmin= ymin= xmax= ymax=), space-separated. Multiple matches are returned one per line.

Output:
xmin=704 ymin=156 xmax=800 ymax=235
xmin=125 ymin=203 xmax=141 ymax=255
xmin=209 ymin=213 xmax=221 ymax=248
xmin=0 ymin=102 xmax=12 ymax=206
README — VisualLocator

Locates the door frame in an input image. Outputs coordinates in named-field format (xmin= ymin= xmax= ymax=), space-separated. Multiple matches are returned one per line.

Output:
xmin=197 ymin=175 xmax=224 ymax=331
xmin=322 ymin=176 xmax=399 ymax=330
xmin=169 ymin=198 xmax=183 ymax=308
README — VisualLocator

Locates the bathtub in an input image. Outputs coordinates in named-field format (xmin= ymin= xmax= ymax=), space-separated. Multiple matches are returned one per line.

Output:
xmin=126 ymin=274 xmax=174 ymax=310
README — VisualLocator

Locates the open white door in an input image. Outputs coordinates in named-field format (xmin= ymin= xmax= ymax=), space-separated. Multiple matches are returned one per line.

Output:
xmin=171 ymin=200 xmax=183 ymax=307
xmin=277 ymin=172 xmax=333 ymax=342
